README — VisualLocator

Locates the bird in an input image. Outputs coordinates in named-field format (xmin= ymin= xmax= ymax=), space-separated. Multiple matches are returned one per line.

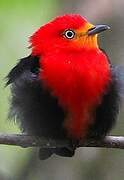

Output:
xmin=6 ymin=14 xmax=124 ymax=160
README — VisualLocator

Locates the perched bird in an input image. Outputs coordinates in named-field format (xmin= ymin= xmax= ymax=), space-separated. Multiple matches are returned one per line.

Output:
xmin=6 ymin=14 xmax=123 ymax=160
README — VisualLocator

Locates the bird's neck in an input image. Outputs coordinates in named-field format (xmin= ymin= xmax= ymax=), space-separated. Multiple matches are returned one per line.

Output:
xmin=40 ymin=49 xmax=111 ymax=139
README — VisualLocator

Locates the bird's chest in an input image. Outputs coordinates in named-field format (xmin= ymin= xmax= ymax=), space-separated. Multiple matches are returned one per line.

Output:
xmin=40 ymin=53 xmax=111 ymax=139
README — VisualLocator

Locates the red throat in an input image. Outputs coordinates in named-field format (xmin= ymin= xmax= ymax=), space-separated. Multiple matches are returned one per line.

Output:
xmin=39 ymin=49 xmax=111 ymax=140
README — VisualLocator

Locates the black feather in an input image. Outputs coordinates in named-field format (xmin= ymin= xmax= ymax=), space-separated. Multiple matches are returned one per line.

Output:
xmin=7 ymin=55 xmax=123 ymax=159
xmin=88 ymin=66 xmax=121 ymax=139
xmin=7 ymin=55 xmax=71 ymax=159
xmin=7 ymin=56 xmax=66 ymax=138
xmin=6 ymin=55 xmax=39 ymax=85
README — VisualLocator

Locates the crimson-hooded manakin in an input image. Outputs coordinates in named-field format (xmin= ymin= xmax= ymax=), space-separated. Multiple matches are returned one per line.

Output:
xmin=6 ymin=14 xmax=124 ymax=160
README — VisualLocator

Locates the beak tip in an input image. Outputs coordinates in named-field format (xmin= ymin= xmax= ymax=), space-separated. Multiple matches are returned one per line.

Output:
xmin=88 ymin=24 xmax=111 ymax=36
xmin=106 ymin=25 xmax=111 ymax=30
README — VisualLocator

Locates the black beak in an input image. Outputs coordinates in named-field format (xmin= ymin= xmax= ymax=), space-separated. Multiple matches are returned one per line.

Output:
xmin=88 ymin=25 xmax=110 ymax=36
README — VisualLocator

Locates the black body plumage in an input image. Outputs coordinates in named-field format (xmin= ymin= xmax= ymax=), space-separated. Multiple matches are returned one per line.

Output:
xmin=6 ymin=54 xmax=123 ymax=159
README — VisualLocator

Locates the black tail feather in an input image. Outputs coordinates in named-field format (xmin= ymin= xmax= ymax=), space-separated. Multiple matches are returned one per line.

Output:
xmin=39 ymin=148 xmax=53 ymax=160
xmin=39 ymin=148 xmax=75 ymax=160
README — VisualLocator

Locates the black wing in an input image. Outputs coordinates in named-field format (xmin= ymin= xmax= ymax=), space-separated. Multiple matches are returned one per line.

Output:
xmin=6 ymin=55 xmax=65 ymax=138
xmin=88 ymin=65 xmax=124 ymax=138
xmin=6 ymin=55 xmax=40 ymax=85
xmin=7 ymin=55 xmax=70 ymax=159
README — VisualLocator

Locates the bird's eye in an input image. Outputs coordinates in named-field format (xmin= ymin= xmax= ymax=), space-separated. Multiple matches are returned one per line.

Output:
xmin=64 ymin=30 xmax=75 ymax=39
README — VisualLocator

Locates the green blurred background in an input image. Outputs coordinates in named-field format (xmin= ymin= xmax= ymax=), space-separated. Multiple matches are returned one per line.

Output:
xmin=1 ymin=0 xmax=124 ymax=179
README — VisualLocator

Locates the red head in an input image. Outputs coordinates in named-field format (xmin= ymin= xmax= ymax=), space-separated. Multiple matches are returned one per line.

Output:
xmin=30 ymin=14 xmax=111 ymax=139
xmin=30 ymin=14 xmax=109 ymax=56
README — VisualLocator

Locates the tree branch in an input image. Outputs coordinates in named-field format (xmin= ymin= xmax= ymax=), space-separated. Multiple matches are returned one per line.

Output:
xmin=0 ymin=134 xmax=124 ymax=150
